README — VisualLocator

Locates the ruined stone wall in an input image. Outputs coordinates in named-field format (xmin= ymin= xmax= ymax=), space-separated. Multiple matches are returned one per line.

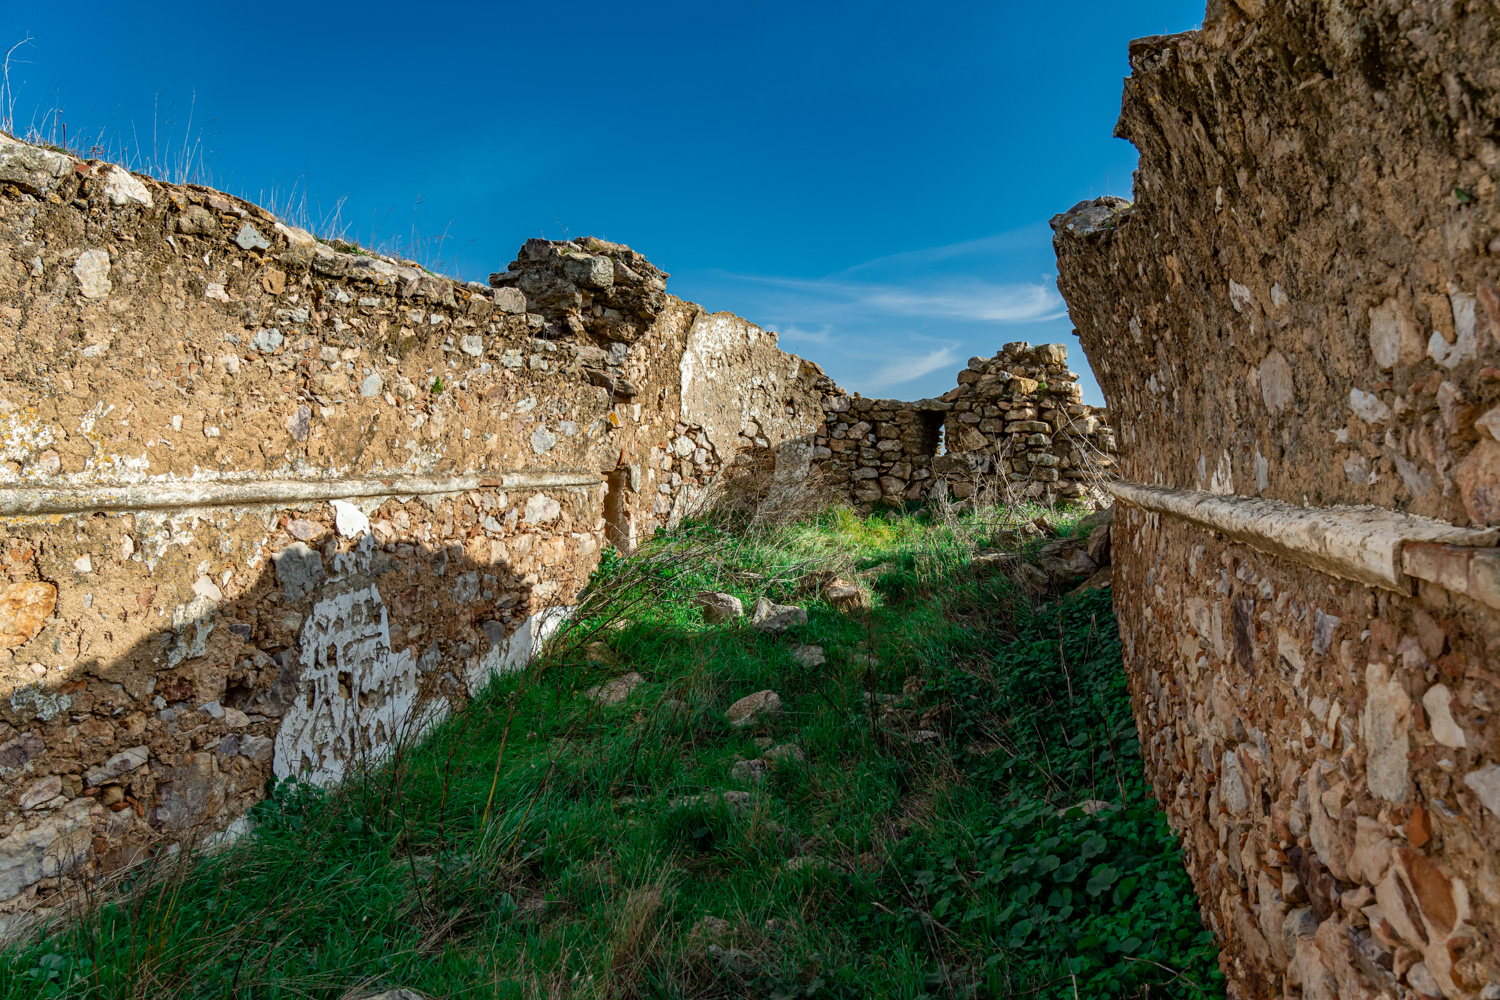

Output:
xmin=0 ymin=134 xmax=829 ymax=932
xmin=814 ymin=343 xmax=1115 ymax=508
xmin=1053 ymin=2 xmax=1500 ymax=997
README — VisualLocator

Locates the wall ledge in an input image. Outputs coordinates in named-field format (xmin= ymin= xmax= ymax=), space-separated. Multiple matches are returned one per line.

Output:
xmin=1109 ymin=481 xmax=1500 ymax=595
xmin=0 ymin=471 xmax=603 ymax=518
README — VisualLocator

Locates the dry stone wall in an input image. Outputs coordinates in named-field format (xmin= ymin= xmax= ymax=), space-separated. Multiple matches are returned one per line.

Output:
xmin=0 ymin=134 xmax=828 ymax=933
xmin=814 ymin=343 xmax=1116 ymax=508
xmin=1053 ymin=3 xmax=1500 ymax=998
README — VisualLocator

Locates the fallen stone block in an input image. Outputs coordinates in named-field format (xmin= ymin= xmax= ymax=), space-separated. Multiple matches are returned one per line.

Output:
xmin=693 ymin=591 xmax=744 ymax=624
xmin=586 ymin=672 xmax=643 ymax=706
xmin=725 ymin=689 xmax=781 ymax=727
xmin=750 ymin=597 xmax=806 ymax=632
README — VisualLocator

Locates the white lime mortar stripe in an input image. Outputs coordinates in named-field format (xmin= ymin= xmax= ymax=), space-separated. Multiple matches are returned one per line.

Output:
xmin=0 ymin=471 xmax=602 ymax=517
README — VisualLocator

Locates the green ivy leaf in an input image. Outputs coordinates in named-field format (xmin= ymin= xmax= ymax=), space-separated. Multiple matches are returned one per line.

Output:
xmin=1086 ymin=864 xmax=1120 ymax=896
xmin=1008 ymin=919 xmax=1034 ymax=947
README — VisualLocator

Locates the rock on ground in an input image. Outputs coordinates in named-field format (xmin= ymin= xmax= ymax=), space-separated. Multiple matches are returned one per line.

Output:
xmin=725 ymin=689 xmax=781 ymax=727
xmin=763 ymin=743 xmax=805 ymax=766
xmin=791 ymin=644 xmax=825 ymax=668
xmin=732 ymin=758 xmax=769 ymax=782
xmin=796 ymin=570 xmax=869 ymax=612
xmin=972 ymin=551 xmax=1021 ymax=576
xmin=825 ymin=579 xmax=870 ymax=612
xmin=750 ymin=597 xmax=806 ymax=632
xmin=586 ymin=672 xmax=643 ymax=706
xmin=693 ymin=591 xmax=744 ymax=623
xmin=1014 ymin=563 xmax=1050 ymax=593
xmin=1086 ymin=523 xmax=1112 ymax=566
xmin=1074 ymin=504 xmax=1114 ymax=535
xmin=1036 ymin=539 xmax=1098 ymax=582
xmin=1072 ymin=566 xmax=1112 ymax=594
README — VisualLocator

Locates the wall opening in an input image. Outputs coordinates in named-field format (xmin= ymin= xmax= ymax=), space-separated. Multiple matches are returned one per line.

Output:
xmin=603 ymin=469 xmax=631 ymax=554
xmin=919 ymin=410 xmax=946 ymax=457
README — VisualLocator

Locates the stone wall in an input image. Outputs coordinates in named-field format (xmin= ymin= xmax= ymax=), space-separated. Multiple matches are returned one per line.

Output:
xmin=814 ymin=342 xmax=1116 ymax=508
xmin=1053 ymin=3 xmax=1500 ymax=998
xmin=0 ymin=134 xmax=828 ymax=932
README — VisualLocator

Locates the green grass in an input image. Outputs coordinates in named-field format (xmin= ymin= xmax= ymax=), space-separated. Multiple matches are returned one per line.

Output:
xmin=1 ymin=505 xmax=1222 ymax=1000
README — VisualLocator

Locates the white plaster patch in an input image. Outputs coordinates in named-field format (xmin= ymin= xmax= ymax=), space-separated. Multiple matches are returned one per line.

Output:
xmin=274 ymin=584 xmax=422 ymax=786
xmin=524 ymin=494 xmax=560 ymax=524
xmin=1368 ymin=299 xmax=1403 ymax=369
xmin=466 ymin=606 xmax=572 ymax=694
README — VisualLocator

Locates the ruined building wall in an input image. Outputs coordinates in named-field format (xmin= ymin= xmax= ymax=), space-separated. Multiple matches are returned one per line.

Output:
xmin=1053 ymin=2 xmax=1500 ymax=998
xmin=0 ymin=134 xmax=828 ymax=932
xmin=813 ymin=342 xmax=1116 ymax=508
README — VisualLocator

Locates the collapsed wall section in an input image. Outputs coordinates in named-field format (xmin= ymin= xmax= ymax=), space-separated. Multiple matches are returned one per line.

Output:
xmin=813 ymin=342 xmax=1116 ymax=508
xmin=0 ymin=136 xmax=828 ymax=932
xmin=1053 ymin=3 xmax=1500 ymax=998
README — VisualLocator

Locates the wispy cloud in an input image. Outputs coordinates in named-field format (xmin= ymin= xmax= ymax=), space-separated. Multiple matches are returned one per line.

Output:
xmin=777 ymin=323 xmax=835 ymax=345
xmin=670 ymin=220 xmax=1103 ymax=404
xmin=866 ymin=347 xmax=959 ymax=391
xmin=733 ymin=273 xmax=1065 ymax=325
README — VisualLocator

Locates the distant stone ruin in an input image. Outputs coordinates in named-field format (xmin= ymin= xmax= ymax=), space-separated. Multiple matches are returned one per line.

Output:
xmin=815 ymin=342 xmax=1115 ymax=508
xmin=1054 ymin=2 xmax=1500 ymax=998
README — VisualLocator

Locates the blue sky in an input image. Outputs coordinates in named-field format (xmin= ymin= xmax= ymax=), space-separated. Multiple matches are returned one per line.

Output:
xmin=2 ymin=1 xmax=1202 ymax=404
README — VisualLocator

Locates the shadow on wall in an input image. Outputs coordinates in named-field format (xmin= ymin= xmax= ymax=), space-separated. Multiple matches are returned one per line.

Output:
xmin=0 ymin=515 xmax=568 ymax=936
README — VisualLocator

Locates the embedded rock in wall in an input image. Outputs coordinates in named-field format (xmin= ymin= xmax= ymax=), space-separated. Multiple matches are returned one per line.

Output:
xmin=813 ymin=342 xmax=1115 ymax=508
xmin=1053 ymin=3 xmax=1500 ymax=997
xmin=0 ymin=134 xmax=830 ymax=933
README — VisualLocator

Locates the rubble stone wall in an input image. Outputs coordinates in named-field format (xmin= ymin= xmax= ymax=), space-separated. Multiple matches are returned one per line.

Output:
xmin=0 ymin=134 xmax=827 ymax=932
xmin=814 ymin=343 xmax=1116 ymax=508
xmin=1053 ymin=2 xmax=1500 ymax=998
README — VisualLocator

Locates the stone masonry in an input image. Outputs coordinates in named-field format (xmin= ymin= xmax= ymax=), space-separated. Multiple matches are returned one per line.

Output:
xmin=814 ymin=342 xmax=1116 ymax=508
xmin=1054 ymin=2 xmax=1500 ymax=998
xmin=0 ymin=133 xmax=830 ymax=934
